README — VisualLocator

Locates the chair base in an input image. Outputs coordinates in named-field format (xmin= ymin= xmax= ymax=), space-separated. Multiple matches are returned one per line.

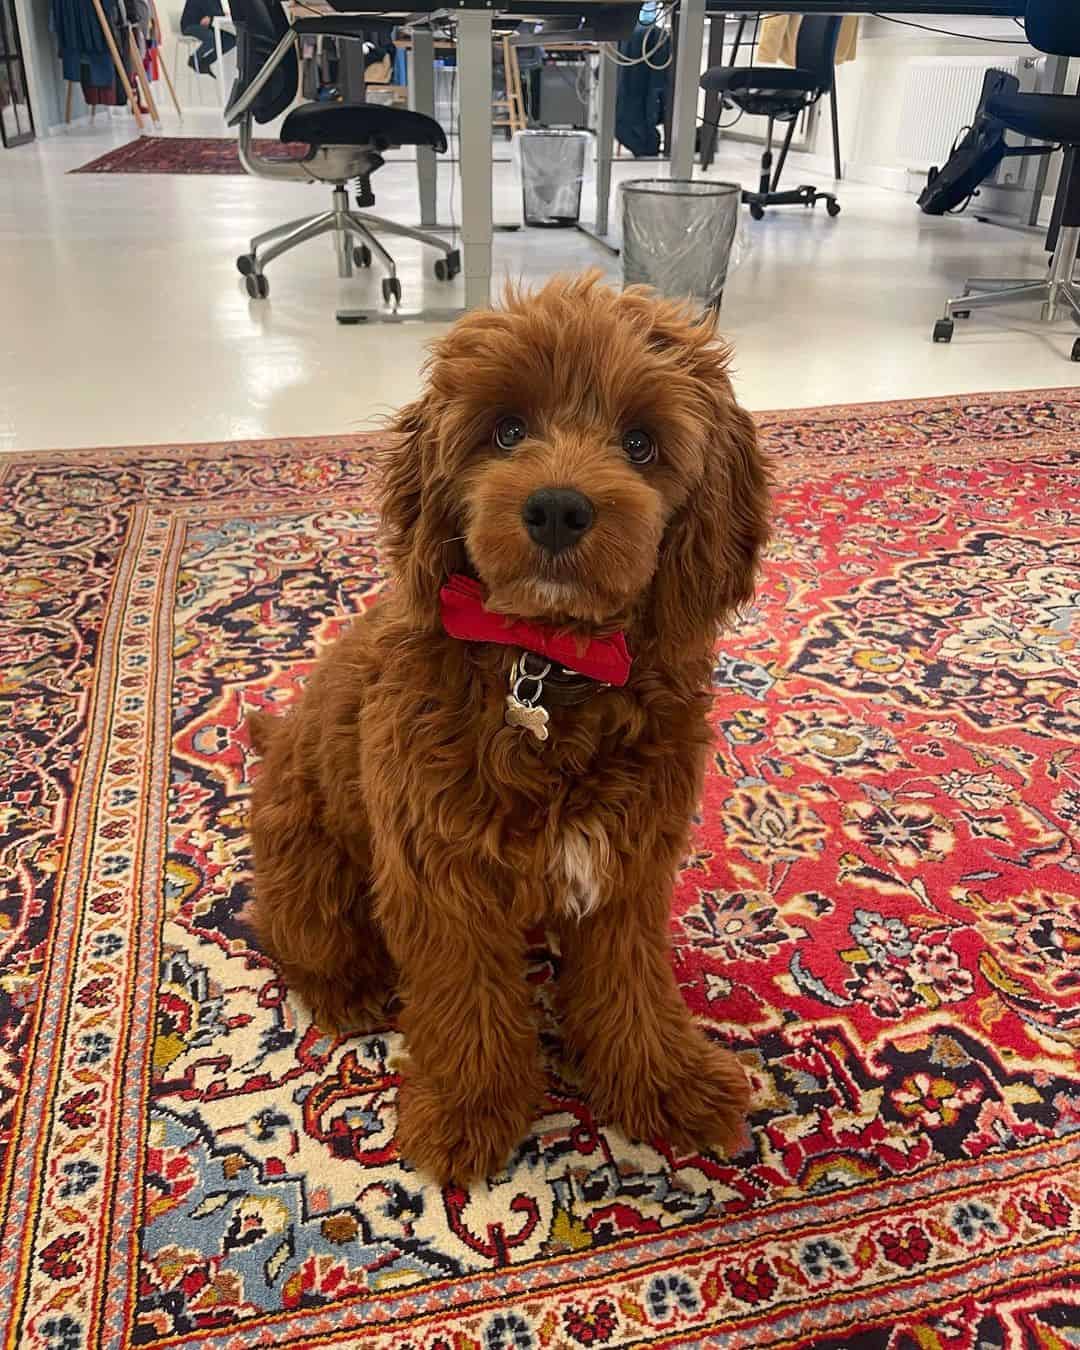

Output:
xmin=743 ymin=114 xmax=841 ymax=221
xmin=933 ymin=224 xmax=1080 ymax=361
xmin=238 ymin=184 xmax=459 ymax=306
xmin=743 ymin=185 xmax=840 ymax=220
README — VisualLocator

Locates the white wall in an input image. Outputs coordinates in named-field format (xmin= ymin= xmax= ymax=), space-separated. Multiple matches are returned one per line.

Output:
xmin=828 ymin=16 xmax=1038 ymax=187
xmin=798 ymin=17 xmax=1072 ymax=222
xmin=16 ymin=0 xmax=82 ymax=132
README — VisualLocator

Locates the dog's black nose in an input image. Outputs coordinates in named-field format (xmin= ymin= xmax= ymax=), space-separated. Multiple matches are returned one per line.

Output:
xmin=522 ymin=488 xmax=595 ymax=555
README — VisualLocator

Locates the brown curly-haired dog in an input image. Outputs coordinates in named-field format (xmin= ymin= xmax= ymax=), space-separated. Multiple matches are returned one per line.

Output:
xmin=247 ymin=273 xmax=770 ymax=1184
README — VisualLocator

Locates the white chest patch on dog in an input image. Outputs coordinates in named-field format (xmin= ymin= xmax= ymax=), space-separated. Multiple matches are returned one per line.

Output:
xmin=554 ymin=824 xmax=609 ymax=919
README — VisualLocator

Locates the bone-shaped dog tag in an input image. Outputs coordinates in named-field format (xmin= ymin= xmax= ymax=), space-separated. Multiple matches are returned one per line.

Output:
xmin=505 ymin=693 xmax=549 ymax=742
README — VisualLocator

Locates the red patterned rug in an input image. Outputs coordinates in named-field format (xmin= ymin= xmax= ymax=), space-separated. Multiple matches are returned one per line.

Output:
xmin=71 ymin=135 xmax=306 ymax=174
xmin=1 ymin=390 xmax=1078 ymax=1349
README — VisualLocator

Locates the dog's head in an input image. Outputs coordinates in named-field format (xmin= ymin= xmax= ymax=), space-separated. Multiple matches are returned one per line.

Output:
xmin=381 ymin=274 xmax=769 ymax=661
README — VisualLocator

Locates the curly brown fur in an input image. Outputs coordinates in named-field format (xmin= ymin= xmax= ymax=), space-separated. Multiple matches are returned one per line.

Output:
xmin=247 ymin=273 xmax=770 ymax=1184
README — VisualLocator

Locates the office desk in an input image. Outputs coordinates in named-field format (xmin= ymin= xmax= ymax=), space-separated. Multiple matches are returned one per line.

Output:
xmin=323 ymin=0 xmax=1028 ymax=308
xmin=400 ymin=32 xmax=601 ymax=228
xmin=314 ymin=0 xmax=639 ymax=306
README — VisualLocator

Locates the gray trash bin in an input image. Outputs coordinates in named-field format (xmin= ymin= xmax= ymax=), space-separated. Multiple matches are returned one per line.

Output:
xmin=515 ymin=129 xmax=589 ymax=227
xmin=620 ymin=179 xmax=741 ymax=304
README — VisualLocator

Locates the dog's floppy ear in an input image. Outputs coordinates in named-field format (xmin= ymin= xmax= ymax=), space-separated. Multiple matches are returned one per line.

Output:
xmin=380 ymin=395 xmax=464 ymax=623
xmin=647 ymin=346 xmax=770 ymax=664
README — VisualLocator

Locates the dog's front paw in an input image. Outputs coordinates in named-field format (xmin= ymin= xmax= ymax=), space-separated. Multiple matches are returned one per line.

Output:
xmin=395 ymin=1076 xmax=536 ymax=1185
xmin=600 ymin=1038 xmax=751 ymax=1158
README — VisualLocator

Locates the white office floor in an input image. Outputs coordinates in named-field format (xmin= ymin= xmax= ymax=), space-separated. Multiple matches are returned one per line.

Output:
xmin=1 ymin=107 xmax=1077 ymax=453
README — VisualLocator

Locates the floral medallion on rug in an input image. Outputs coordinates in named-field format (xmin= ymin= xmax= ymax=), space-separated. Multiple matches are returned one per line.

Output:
xmin=1 ymin=390 xmax=1078 ymax=1350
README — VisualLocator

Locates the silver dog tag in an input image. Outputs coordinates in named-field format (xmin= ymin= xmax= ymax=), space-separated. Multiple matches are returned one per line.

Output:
xmin=505 ymin=654 xmax=552 ymax=742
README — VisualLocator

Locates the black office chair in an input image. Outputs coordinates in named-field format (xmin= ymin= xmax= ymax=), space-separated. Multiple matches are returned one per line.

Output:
xmin=934 ymin=0 xmax=1080 ymax=360
xmin=225 ymin=0 xmax=455 ymax=305
xmin=699 ymin=16 xmax=842 ymax=220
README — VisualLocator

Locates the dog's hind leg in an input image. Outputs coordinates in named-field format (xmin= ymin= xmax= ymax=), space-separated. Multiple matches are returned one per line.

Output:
xmin=248 ymin=783 xmax=396 ymax=1034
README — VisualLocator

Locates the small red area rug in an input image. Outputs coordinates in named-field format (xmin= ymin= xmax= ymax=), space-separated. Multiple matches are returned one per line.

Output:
xmin=0 ymin=390 xmax=1078 ymax=1349
xmin=71 ymin=134 xmax=306 ymax=174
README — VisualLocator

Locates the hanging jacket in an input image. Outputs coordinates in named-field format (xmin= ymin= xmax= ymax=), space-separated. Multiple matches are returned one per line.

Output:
xmin=615 ymin=22 xmax=671 ymax=158
xmin=51 ymin=0 xmax=114 ymax=87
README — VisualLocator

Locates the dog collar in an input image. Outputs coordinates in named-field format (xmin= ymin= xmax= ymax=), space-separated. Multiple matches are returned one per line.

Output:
xmin=439 ymin=574 xmax=632 ymax=744
xmin=439 ymin=574 xmax=632 ymax=686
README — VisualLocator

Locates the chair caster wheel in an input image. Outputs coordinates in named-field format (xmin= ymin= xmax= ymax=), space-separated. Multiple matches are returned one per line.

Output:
xmin=434 ymin=249 xmax=461 ymax=282
xmin=952 ymin=309 xmax=971 ymax=319
xmin=236 ymin=254 xmax=255 ymax=276
xmin=826 ymin=199 xmax=841 ymax=217
xmin=382 ymin=276 xmax=402 ymax=305
xmin=933 ymin=318 xmax=953 ymax=344
xmin=749 ymin=202 xmax=765 ymax=220
xmin=1071 ymin=337 xmax=1080 ymax=362
xmin=353 ymin=244 xmax=372 ymax=268
xmin=246 ymin=273 xmax=269 ymax=299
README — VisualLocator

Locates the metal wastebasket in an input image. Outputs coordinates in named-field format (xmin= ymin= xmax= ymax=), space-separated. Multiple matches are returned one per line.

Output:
xmin=620 ymin=179 xmax=742 ymax=304
xmin=515 ymin=129 xmax=589 ymax=227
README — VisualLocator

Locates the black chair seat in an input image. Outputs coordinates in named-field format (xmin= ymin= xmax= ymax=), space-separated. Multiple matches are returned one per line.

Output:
xmin=987 ymin=92 xmax=1080 ymax=145
xmin=281 ymin=102 xmax=448 ymax=152
xmin=700 ymin=65 xmax=820 ymax=95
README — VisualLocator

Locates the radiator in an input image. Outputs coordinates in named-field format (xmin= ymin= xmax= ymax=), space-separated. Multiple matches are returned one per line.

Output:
xmin=895 ymin=57 xmax=1029 ymax=172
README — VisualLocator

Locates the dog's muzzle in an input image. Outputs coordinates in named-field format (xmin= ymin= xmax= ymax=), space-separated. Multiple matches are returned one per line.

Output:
xmin=522 ymin=488 xmax=595 ymax=556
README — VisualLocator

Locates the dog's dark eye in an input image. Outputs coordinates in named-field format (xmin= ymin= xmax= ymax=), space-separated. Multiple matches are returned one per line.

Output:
xmin=494 ymin=415 xmax=528 ymax=451
xmin=622 ymin=429 xmax=656 ymax=466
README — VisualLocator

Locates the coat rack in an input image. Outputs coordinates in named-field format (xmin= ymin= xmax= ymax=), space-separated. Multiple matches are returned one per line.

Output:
xmin=62 ymin=0 xmax=181 ymax=129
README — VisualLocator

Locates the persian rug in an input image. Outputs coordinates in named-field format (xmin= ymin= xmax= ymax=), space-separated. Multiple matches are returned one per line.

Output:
xmin=70 ymin=136 xmax=307 ymax=175
xmin=1 ymin=389 xmax=1078 ymax=1350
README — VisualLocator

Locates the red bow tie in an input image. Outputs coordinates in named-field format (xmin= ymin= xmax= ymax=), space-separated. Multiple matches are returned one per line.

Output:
xmin=439 ymin=574 xmax=632 ymax=686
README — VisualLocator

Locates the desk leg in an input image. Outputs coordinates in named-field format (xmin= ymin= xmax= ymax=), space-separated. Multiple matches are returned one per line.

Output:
xmin=410 ymin=27 xmax=438 ymax=228
xmin=669 ymin=0 xmax=705 ymax=180
xmin=594 ymin=46 xmax=616 ymax=235
xmin=214 ymin=20 xmax=227 ymax=111
xmin=699 ymin=16 xmax=727 ymax=171
xmin=458 ymin=8 xmax=493 ymax=309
